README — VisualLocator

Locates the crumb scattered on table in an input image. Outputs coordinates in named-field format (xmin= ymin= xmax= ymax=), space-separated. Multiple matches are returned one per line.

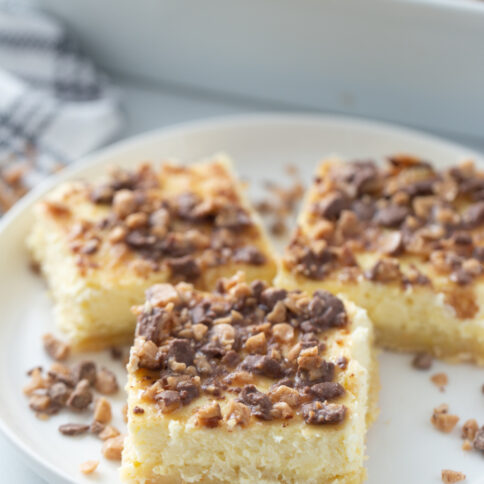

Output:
xmin=254 ymin=164 xmax=305 ymax=238
xmin=441 ymin=469 xmax=466 ymax=483
xmin=431 ymin=404 xmax=459 ymax=433
xmin=42 ymin=333 xmax=70 ymax=361
xmin=101 ymin=435 xmax=124 ymax=461
xmin=462 ymin=439 xmax=472 ymax=451
xmin=431 ymin=372 xmax=448 ymax=391
xmin=461 ymin=419 xmax=478 ymax=441
xmin=412 ymin=352 xmax=433 ymax=370
xmin=80 ymin=460 xmax=99 ymax=475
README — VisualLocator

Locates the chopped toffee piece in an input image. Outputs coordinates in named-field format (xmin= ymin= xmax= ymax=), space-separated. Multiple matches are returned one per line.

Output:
xmin=101 ymin=435 xmax=124 ymax=461
xmin=195 ymin=402 xmax=223 ymax=428
xmin=412 ymin=352 xmax=433 ymax=370
xmin=42 ymin=333 xmax=70 ymax=361
xmin=79 ymin=460 xmax=99 ymax=475
xmin=431 ymin=372 xmax=448 ymax=391
xmin=462 ymin=439 xmax=473 ymax=451
xmin=93 ymin=397 xmax=112 ymax=424
xmin=301 ymin=401 xmax=347 ymax=425
xmin=58 ymin=423 xmax=90 ymax=436
xmin=431 ymin=404 xmax=459 ymax=433
xmin=441 ymin=469 xmax=466 ymax=483
xmin=130 ymin=276 xmax=354 ymax=426
xmin=461 ymin=419 xmax=478 ymax=441
xmin=473 ymin=427 xmax=484 ymax=451
xmin=99 ymin=425 xmax=120 ymax=441
xmin=90 ymin=421 xmax=106 ymax=435
xmin=23 ymin=344 xmax=126 ymax=470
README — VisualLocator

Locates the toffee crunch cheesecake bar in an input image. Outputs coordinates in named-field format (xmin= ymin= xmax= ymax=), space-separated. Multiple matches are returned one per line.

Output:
xmin=27 ymin=156 xmax=277 ymax=350
xmin=121 ymin=274 xmax=376 ymax=484
xmin=278 ymin=155 xmax=484 ymax=363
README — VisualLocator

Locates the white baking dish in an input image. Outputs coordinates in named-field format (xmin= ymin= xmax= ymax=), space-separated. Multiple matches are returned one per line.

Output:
xmin=35 ymin=0 xmax=484 ymax=141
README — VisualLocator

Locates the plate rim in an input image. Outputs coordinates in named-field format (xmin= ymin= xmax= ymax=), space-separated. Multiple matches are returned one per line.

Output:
xmin=0 ymin=111 xmax=483 ymax=483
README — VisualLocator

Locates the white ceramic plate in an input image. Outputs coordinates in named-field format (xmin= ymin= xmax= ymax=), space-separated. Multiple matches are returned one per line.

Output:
xmin=1 ymin=114 xmax=484 ymax=484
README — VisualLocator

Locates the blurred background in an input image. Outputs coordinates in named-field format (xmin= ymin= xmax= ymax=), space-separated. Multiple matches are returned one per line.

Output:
xmin=36 ymin=0 xmax=484 ymax=146
xmin=0 ymin=0 xmax=483 ymax=480
xmin=2 ymin=0 xmax=483 ymax=214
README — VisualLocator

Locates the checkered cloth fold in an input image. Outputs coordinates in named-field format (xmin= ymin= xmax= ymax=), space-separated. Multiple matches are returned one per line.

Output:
xmin=0 ymin=1 xmax=122 ymax=213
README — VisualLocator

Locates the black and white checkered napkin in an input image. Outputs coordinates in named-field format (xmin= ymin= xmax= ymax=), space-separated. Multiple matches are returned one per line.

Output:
xmin=0 ymin=2 xmax=122 ymax=213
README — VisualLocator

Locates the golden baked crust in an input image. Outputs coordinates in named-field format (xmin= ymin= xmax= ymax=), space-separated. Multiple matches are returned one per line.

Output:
xmin=27 ymin=156 xmax=277 ymax=349
xmin=121 ymin=273 xmax=376 ymax=483
xmin=278 ymin=155 xmax=484 ymax=363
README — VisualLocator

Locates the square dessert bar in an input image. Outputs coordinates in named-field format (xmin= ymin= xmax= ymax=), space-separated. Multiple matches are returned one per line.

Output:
xmin=27 ymin=156 xmax=277 ymax=349
xmin=278 ymin=155 xmax=484 ymax=363
xmin=121 ymin=274 xmax=376 ymax=484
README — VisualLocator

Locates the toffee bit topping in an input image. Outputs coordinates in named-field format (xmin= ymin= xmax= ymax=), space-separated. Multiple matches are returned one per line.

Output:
xmin=233 ymin=246 xmax=266 ymax=265
xmin=74 ymin=162 xmax=267 ymax=281
xmin=238 ymin=385 xmax=273 ymax=421
xmin=365 ymin=258 xmax=401 ymax=283
xmin=225 ymin=400 xmax=251 ymax=428
xmin=154 ymin=390 xmax=181 ymax=414
xmin=301 ymin=401 xmax=347 ymax=425
xmin=309 ymin=382 xmax=345 ymax=401
xmin=374 ymin=204 xmax=409 ymax=228
xmin=136 ymin=340 xmax=163 ymax=370
xmin=132 ymin=276 xmax=351 ymax=426
xmin=285 ymin=157 xmax=484 ymax=300
xmin=240 ymin=355 xmax=284 ymax=379
xmin=313 ymin=192 xmax=349 ymax=220
xmin=195 ymin=402 xmax=223 ymax=428
xmin=133 ymin=406 xmax=144 ymax=415
xmin=166 ymin=255 xmax=201 ymax=280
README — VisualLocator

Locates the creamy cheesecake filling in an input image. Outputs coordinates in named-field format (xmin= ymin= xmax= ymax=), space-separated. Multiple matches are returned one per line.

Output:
xmin=121 ymin=274 xmax=376 ymax=484
xmin=27 ymin=156 xmax=277 ymax=349
xmin=280 ymin=155 xmax=484 ymax=363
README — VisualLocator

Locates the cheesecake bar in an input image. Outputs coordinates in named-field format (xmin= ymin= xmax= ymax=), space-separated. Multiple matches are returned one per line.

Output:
xmin=27 ymin=156 xmax=277 ymax=349
xmin=278 ymin=155 xmax=484 ymax=363
xmin=121 ymin=274 xmax=376 ymax=484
